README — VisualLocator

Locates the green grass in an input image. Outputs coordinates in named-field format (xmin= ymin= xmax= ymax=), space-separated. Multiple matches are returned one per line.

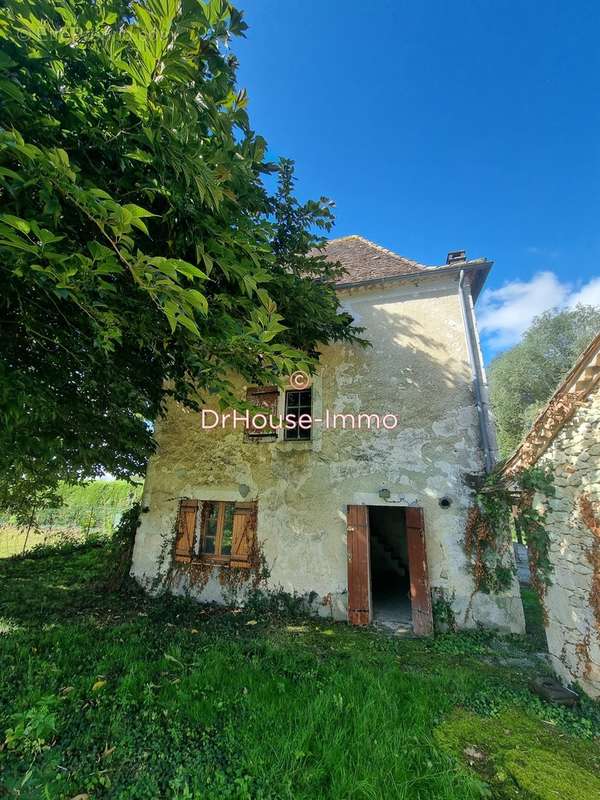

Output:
xmin=0 ymin=526 xmax=91 ymax=559
xmin=0 ymin=544 xmax=598 ymax=799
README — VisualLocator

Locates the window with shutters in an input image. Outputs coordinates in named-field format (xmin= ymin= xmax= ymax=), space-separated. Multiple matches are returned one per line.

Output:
xmin=174 ymin=499 xmax=257 ymax=568
xmin=284 ymin=388 xmax=312 ymax=440
xmin=245 ymin=386 xmax=279 ymax=438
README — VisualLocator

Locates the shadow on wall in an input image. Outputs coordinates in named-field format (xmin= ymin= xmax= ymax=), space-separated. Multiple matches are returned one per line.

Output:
xmin=135 ymin=280 xmax=488 ymax=617
xmin=327 ymin=285 xmax=475 ymax=438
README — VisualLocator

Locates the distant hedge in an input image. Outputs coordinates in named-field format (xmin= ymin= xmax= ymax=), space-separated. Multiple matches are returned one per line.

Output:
xmin=0 ymin=480 xmax=142 ymax=534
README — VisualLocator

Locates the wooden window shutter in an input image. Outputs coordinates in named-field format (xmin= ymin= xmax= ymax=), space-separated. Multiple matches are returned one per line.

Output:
xmin=246 ymin=386 xmax=279 ymax=437
xmin=230 ymin=502 xmax=257 ymax=566
xmin=175 ymin=500 xmax=198 ymax=563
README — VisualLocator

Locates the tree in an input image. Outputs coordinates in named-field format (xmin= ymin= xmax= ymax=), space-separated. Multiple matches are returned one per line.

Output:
xmin=0 ymin=0 xmax=361 ymax=518
xmin=488 ymin=305 xmax=600 ymax=456
xmin=267 ymin=158 xmax=363 ymax=352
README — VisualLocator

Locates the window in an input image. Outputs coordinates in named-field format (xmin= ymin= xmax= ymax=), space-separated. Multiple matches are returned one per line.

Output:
xmin=245 ymin=386 xmax=279 ymax=439
xmin=199 ymin=501 xmax=236 ymax=558
xmin=284 ymin=388 xmax=312 ymax=440
xmin=174 ymin=500 xmax=257 ymax=567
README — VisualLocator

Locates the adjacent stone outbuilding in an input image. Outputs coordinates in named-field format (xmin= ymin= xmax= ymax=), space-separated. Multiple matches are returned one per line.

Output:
xmin=506 ymin=331 xmax=600 ymax=697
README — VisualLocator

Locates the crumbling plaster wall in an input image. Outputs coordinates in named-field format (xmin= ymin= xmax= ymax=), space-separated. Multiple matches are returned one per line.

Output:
xmin=538 ymin=386 xmax=600 ymax=697
xmin=131 ymin=273 xmax=524 ymax=632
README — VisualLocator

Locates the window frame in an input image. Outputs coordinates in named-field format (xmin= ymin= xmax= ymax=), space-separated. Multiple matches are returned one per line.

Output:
xmin=284 ymin=387 xmax=313 ymax=441
xmin=197 ymin=500 xmax=235 ymax=563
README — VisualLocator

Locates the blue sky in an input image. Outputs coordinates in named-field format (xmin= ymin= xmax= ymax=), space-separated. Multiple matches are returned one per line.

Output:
xmin=234 ymin=0 xmax=600 ymax=360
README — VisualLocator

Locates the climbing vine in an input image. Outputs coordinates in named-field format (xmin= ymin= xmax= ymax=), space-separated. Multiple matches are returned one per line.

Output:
xmin=579 ymin=493 xmax=600 ymax=633
xmin=145 ymin=501 xmax=271 ymax=609
xmin=170 ymin=542 xmax=270 ymax=607
xmin=169 ymin=503 xmax=270 ymax=606
xmin=147 ymin=510 xmax=180 ymax=595
xmin=431 ymin=588 xmax=457 ymax=633
xmin=517 ymin=467 xmax=555 ymax=612
xmin=464 ymin=466 xmax=555 ymax=599
xmin=103 ymin=502 xmax=141 ymax=591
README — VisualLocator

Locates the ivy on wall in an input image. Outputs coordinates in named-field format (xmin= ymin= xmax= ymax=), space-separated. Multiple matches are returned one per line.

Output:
xmin=464 ymin=467 xmax=555 ymax=600
xmin=150 ymin=504 xmax=270 ymax=606
xmin=516 ymin=468 xmax=556 ymax=611
xmin=579 ymin=494 xmax=600 ymax=634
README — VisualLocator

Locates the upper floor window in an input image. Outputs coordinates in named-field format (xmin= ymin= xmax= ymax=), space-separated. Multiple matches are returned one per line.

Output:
xmin=284 ymin=388 xmax=312 ymax=440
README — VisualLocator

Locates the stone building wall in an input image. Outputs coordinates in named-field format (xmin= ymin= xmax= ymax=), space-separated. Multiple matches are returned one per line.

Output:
xmin=538 ymin=385 xmax=600 ymax=697
xmin=131 ymin=272 xmax=524 ymax=632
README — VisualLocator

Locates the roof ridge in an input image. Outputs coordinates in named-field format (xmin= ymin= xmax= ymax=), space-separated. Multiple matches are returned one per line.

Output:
xmin=504 ymin=329 xmax=600 ymax=474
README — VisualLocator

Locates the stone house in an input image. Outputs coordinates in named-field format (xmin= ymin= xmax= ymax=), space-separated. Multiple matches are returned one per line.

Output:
xmin=505 ymin=331 xmax=600 ymax=696
xmin=131 ymin=236 xmax=525 ymax=634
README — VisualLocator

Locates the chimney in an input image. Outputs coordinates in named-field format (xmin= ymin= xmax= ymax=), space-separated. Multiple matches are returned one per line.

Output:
xmin=446 ymin=250 xmax=466 ymax=265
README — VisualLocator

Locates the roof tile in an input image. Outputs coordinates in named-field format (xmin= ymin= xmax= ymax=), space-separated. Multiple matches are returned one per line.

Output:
xmin=315 ymin=235 xmax=429 ymax=285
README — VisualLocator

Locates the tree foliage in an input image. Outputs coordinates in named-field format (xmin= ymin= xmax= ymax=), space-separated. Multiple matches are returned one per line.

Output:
xmin=267 ymin=158 xmax=362 ymax=351
xmin=489 ymin=305 xmax=600 ymax=456
xmin=0 ymin=0 xmax=361 ymax=517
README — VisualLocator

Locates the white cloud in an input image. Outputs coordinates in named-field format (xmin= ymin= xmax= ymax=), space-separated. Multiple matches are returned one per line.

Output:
xmin=569 ymin=277 xmax=600 ymax=308
xmin=478 ymin=271 xmax=600 ymax=352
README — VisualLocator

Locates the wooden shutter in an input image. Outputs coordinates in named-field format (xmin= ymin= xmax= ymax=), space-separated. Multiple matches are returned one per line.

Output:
xmin=230 ymin=501 xmax=257 ymax=566
xmin=406 ymin=507 xmax=433 ymax=636
xmin=246 ymin=386 xmax=279 ymax=437
xmin=174 ymin=500 xmax=198 ymax=563
xmin=346 ymin=505 xmax=371 ymax=625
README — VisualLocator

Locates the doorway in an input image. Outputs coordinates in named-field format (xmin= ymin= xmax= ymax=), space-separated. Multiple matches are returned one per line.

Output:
xmin=368 ymin=506 xmax=412 ymax=633
xmin=346 ymin=504 xmax=433 ymax=635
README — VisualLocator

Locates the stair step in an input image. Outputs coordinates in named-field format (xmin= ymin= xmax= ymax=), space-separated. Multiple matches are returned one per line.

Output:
xmin=370 ymin=538 xmax=406 ymax=574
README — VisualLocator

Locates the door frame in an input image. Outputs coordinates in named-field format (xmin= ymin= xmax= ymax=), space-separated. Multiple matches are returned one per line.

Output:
xmin=346 ymin=504 xmax=433 ymax=635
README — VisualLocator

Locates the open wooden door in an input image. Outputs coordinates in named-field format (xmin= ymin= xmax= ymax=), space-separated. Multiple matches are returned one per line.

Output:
xmin=405 ymin=507 xmax=433 ymax=636
xmin=346 ymin=504 xmax=371 ymax=625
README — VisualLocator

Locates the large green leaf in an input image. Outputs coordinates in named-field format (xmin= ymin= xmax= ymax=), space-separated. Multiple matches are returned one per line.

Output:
xmin=0 ymin=0 xmax=361 ymax=520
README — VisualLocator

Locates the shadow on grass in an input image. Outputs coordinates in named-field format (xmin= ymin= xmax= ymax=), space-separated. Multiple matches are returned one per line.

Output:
xmin=1 ymin=542 xmax=599 ymax=800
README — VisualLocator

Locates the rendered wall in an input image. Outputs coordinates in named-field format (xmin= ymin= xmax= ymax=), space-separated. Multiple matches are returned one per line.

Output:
xmin=538 ymin=386 xmax=600 ymax=697
xmin=131 ymin=273 xmax=524 ymax=632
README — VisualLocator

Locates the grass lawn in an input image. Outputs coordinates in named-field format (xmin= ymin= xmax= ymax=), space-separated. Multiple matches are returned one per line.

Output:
xmin=0 ymin=544 xmax=598 ymax=799
xmin=0 ymin=527 xmax=88 ymax=559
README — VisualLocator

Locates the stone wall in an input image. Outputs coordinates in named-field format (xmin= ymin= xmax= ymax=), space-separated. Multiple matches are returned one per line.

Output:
xmin=539 ymin=385 xmax=600 ymax=697
xmin=131 ymin=272 xmax=524 ymax=632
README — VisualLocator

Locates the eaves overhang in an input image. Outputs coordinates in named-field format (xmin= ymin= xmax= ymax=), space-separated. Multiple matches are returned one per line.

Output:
xmin=335 ymin=258 xmax=493 ymax=302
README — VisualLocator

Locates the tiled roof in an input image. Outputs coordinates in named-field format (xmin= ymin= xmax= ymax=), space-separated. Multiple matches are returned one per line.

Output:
xmin=316 ymin=235 xmax=428 ymax=285
xmin=504 ymin=330 xmax=600 ymax=474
